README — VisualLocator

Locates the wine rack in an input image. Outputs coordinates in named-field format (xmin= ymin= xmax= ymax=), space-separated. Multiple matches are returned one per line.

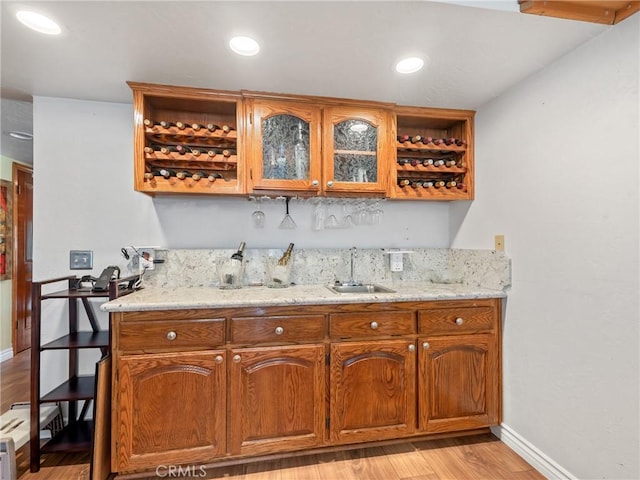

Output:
xmin=129 ymin=82 xmax=245 ymax=195
xmin=391 ymin=106 xmax=474 ymax=201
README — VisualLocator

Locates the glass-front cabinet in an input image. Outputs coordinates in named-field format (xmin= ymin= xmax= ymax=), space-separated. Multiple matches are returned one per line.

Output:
xmin=246 ymin=99 xmax=322 ymax=194
xmin=322 ymin=106 xmax=391 ymax=195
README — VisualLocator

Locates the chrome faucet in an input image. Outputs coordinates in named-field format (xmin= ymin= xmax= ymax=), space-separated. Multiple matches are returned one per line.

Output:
xmin=348 ymin=247 xmax=358 ymax=286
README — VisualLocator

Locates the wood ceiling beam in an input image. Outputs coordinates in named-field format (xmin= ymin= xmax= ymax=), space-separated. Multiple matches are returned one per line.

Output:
xmin=519 ymin=1 xmax=640 ymax=25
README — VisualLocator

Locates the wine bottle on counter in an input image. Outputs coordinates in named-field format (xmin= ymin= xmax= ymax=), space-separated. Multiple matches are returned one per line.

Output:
xmin=231 ymin=242 xmax=246 ymax=262
xmin=278 ymin=243 xmax=295 ymax=266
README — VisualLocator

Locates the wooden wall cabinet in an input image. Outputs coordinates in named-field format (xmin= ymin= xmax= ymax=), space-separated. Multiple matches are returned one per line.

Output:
xmin=245 ymin=96 xmax=392 ymax=197
xmin=129 ymin=82 xmax=245 ymax=196
xmin=129 ymin=82 xmax=474 ymax=201
xmin=112 ymin=299 xmax=500 ymax=475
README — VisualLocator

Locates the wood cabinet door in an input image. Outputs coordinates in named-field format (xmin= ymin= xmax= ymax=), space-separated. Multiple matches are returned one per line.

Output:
xmin=246 ymin=99 xmax=323 ymax=193
xmin=418 ymin=334 xmax=500 ymax=433
xmin=322 ymin=106 xmax=392 ymax=195
xmin=114 ymin=350 xmax=226 ymax=472
xmin=330 ymin=339 xmax=416 ymax=444
xmin=229 ymin=344 xmax=326 ymax=456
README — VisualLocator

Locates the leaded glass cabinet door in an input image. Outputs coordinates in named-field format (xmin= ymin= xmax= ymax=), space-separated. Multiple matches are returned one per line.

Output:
xmin=322 ymin=107 xmax=392 ymax=195
xmin=248 ymin=100 xmax=322 ymax=193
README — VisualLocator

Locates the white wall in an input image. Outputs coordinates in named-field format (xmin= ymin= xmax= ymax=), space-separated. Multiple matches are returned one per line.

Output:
xmin=451 ymin=16 xmax=639 ymax=480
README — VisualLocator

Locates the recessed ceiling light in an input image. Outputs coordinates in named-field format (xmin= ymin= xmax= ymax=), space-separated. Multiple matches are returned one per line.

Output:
xmin=395 ymin=57 xmax=425 ymax=74
xmin=229 ymin=36 xmax=260 ymax=56
xmin=9 ymin=131 xmax=34 ymax=140
xmin=16 ymin=10 xmax=61 ymax=35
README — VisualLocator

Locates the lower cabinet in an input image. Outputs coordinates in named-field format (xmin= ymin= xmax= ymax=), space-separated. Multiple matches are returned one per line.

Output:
xmin=114 ymin=350 xmax=226 ymax=472
xmin=418 ymin=334 xmax=499 ymax=432
xmin=112 ymin=298 xmax=501 ymax=474
xmin=229 ymin=344 xmax=326 ymax=456
xmin=329 ymin=339 xmax=416 ymax=444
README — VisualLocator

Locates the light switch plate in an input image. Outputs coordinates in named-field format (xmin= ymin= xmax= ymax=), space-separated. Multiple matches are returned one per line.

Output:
xmin=70 ymin=250 xmax=93 ymax=270
xmin=494 ymin=235 xmax=505 ymax=251
xmin=390 ymin=252 xmax=403 ymax=272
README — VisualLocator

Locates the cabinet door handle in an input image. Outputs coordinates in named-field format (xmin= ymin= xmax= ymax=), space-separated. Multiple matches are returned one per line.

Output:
xmin=327 ymin=180 xmax=334 ymax=188
xmin=275 ymin=326 xmax=284 ymax=335
xmin=423 ymin=342 xmax=430 ymax=350
xmin=370 ymin=321 xmax=379 ymax=330
xmin=233 ymin=354 xmax=241 ymax=363
xmin=408 ymin=344 xmax=416 ymax=352
xmin=215 ymin=355 xmax=224 ymax=364
xmin=312 ymin=179 xmax=319 ymax=187
xmin=455 ymin=317 xmax=464 ymax=326
xmin=166 ymin=331 xmax=177 ymax=341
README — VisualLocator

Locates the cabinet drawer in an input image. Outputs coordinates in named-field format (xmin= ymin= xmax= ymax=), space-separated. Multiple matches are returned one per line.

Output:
xmin=230 ymin=315 xmax=326 ymax=344
xmin=330 ymin=311 xmax=415 ymax=339
xmin=419 ymin=307 xmax=496 ymax=335
xmin=119 ymin=319 xmax=225 ymax=352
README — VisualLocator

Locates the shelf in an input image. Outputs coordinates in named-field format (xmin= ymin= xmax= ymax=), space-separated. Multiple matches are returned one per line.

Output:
xmin=41 ymin=375 xmax=95 ymax=403
xmin=397 ymin=165 xmax=467 ymax=175
xmin=41 ymin=331 xmax=109 ymax=350
xmin=40 ymin=420 xmax=93 ymax=453
xmin=396 ymin=142 xmax=466 ymax=154
xmin=41 ymin=288 xmax=110 ymax=300
xmin=145 ymin=125 xmax=237 ymax=141
xmin=145 ymin=154 xmax=238 ymax=167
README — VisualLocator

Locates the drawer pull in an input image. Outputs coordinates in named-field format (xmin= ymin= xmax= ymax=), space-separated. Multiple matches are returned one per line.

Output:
xmin=455 ymin=317 xmax=464 ymax=326
xmin=408 ymin=344 xmax=416 ymax=352
xmin=275 ymin=326 xmax=284 ymax=335
xmin=215 ymin=355 xmax=224 ymax=364
xmin=370 ymin=321 xmax=379 ymax=330
xmin=166 ymin=331 xmax=177 ymax=341
xmin=423 ymin=342 xmax=430 ymax=350
xmin=233 ymin=354 xmax=241 ymax=363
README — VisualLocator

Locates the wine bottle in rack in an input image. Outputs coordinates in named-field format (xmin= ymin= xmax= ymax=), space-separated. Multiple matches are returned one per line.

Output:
xmin=423 ymin=136 xmax=434 ymax=144
xmin=433 ymin=138 xmax=445 ymax=146
xmin=189 ymin=147 xmax=203 ymax=157
xmin=278 ymin=243 xmax=295 ymax=266
xmin=176 ymin=170 xmax=192 ymax=180
xmin=422 ymin=181 xmax=434 ymax=188
xmin=207 ymin=172 xmax=224 ymax=182
xmin=175 ymin=121 xmax=187 ymax=130
xmin=191 ymin=171 xmax=208 ymax=181
xmin=221 ymin=125 xmax=233 ymax=133
xmin=455 ymin=138 xmax=466 ymax=146
xmin=411 ymin=180 xmax=423 ymax=188
xmin=422 ymin=159 xmax=434 ymax=167
xmin=190 ymin=123 xmax=203 ymax=131
xmin=159 ymin=168 xmax=176 ymax=178
xmin=409 ymin=159 xmax=420 ymax=167
xmin=397 ymin=134 xmax=410 ymax=143
xmin=444 ymin=138 xmax=455 ymax=146
xmin=144 ymin=146 xmax=155 ymax=154
xmin=410 ymin=135 xmax=422 ymax=144
xmin=175 ymin=145 xmax=189 ymax=155
xmin=159 ymin=146 xmax=177 ymax=155
xmin=398 ymin=179 xmax=410 ymax=187
xmin=144 ymin=171 xmax=160 ymax=180
xmin=434 ymin=180 xmax=446 ymax=188
xmin=445 ymin=159 xmax=457 ymax=167
xmin=206 ymin=123 xmax=220 ymax=132
xmin=397 ymin=159 xmax=408 ymax=166
xmin=446 ymin=180 xmax=457 ymax=188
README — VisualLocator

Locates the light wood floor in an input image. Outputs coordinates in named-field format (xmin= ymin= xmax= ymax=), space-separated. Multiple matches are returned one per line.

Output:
xmin=1 ymin=349 xmax=546 ymax=480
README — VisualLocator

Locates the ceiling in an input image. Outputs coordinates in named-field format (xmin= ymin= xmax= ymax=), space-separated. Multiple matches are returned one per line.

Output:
xmin=0 ymin=0 xmax=624 ymax=165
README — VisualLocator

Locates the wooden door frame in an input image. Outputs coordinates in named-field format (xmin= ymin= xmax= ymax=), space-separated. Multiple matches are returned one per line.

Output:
xmin=11 ymin=162 xmax=33 ymax=355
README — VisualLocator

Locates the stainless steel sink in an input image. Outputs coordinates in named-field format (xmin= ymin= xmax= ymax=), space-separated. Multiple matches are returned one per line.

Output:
xmin=326 ymin=283 xmax=396 ymax=294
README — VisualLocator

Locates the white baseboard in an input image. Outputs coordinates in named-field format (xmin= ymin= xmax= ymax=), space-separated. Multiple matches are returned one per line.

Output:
xmin=0 ymin=348 xmax=13 ymax=363
xmin=492 ymin=423 xmax=577 ymax=480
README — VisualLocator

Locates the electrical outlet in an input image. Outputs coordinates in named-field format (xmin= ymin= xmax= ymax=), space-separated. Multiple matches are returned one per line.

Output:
xmin=70 ymin=250 xmax=93 ymax=270
xmin=390 ymin=252 xmax=404 ymax=272
xmin=495 ymin=235 xmax=505 ymax=251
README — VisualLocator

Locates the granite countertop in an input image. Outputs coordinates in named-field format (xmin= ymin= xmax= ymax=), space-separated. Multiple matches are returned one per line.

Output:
xmin=100 ymin=282 xmax=505 ymax=312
